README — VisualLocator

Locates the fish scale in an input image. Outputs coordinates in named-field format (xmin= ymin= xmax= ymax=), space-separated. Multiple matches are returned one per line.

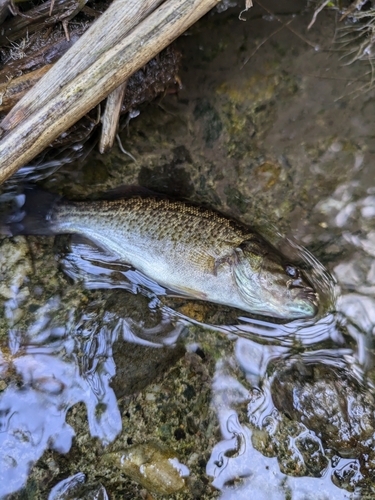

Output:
xmin=6 ymin=191 xmax=319 ymax=320
xmin=54 ymin=197 xmax=248 ymax=254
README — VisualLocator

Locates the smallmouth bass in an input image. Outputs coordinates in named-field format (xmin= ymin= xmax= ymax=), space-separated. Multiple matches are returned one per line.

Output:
xmin=7 ymin=190 xmax=319 ymax=320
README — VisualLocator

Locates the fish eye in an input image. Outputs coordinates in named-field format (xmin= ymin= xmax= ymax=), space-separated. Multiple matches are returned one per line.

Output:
xmin=285 ymin=265 xmax=298 ymax=278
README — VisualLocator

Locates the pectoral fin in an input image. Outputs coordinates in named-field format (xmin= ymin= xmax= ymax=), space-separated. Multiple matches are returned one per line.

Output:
xmin=188 ymin=248 xmax=217 ymax=273
xmin=189 ymin=248 xmax=236 ymax=276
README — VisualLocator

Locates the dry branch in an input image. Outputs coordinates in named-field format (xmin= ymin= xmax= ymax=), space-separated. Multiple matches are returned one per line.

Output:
xmin=1 ymin=0 xmax=164 ymax=131
xmin=0 ymin=65 xmax=53 ymax=112
xmin=0 ymin=0 xmax=221 ymax=184
xmin=99 ymin=81 xmax=127 ymax=154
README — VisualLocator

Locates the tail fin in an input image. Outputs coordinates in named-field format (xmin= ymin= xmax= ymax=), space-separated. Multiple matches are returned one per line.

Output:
xmin=0 ymin=188 xmax=62 ymax=236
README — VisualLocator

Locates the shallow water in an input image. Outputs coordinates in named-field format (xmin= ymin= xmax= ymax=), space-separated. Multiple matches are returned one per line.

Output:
xmin=1 ymin=1 xmax=375 ymax=498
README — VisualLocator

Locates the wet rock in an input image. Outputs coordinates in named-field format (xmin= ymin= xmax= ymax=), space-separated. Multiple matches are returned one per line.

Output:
xmin=102 ymin=291 xmax=187 ymax=398
xmin=331 ymin=459 xmax=363 ymax=492
xmin=100 ymin=441 xmax=189 ymax=495
xmin=0 ymin=237 xmax=32 ymax=300
xmin=111 ymin=342 xmax=186 ymax=399
xmin=0 ymin=237 xmax=32 ymax=333
xmin=138 ymin=146 xmax=194 ymax=199
xmin=48 ymin=474 xmax=109 ymax=500
xmin=271 ymin=363 xmax=375 ymax=458
xmin=193 ymin=98 xmax=223 ymax=148
xmin=294 ymin=432 xmax=328 ymax=477
xmin=48 ymin=472 xmax=86 ymax=500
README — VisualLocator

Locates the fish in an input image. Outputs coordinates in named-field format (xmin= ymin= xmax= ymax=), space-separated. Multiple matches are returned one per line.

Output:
xmin=4 ymin=188 xmax=319 ymax=320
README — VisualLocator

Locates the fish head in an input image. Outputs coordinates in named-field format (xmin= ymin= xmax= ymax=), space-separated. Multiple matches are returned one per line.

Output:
xmin=233 ymin=237 xmax=319 ymax=320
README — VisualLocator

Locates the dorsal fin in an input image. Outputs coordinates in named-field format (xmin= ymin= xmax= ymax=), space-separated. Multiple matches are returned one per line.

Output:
xmin=90 ymin=185 xmax=160 ymax=201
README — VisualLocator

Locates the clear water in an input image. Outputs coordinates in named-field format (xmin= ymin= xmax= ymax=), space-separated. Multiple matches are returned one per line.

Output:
xmin=1 ymin=2 xmax=375 ymax=498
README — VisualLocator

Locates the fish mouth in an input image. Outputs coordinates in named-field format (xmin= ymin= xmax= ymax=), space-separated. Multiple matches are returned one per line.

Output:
xmin=296 ymin=287 xmax=319 ymax=313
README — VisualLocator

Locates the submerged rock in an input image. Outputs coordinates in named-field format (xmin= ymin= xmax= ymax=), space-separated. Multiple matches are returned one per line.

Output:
xmin=272 ymin=363 xmax=375 ymax=457
xmin=100 ymin=441 xmax=189 ymax=495
xmin=48 ymin=473 xmax=109 ymax=500
xmin=0 ymin=237 xmax=32 ymax=335
xmin=271 ymin=362 xmax=375 ymax=491
xmin=48 ymin=472 xmax=86 ymax=500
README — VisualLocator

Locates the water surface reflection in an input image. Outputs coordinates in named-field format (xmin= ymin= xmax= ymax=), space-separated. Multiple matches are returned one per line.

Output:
xmin=1 ymin=227 xmax=374 ymax=497
xmin=207 ymin=320 xmax=371 ymax=499
xmin=206 ymin=178 xmax=375 ymax=499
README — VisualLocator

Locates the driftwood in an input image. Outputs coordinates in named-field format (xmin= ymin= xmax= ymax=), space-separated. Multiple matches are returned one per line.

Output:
xmin=0 ymin=23 xmax=89 ymax=88
xmin=1 ymin=0 xmax=164 ymax=131
xmin=99 ymin=81 xmax=128 ymax=154
xmin=0 ymin=65 xmax=53 ymax=113
xmin=0 ymin=0 xmax=221 ymax=184
xmin=1 ymin=45 xmax=181 ymax=172
xmin=0 ymin=0 xmax=89 ymax=44
xmin=0 ymin=3 xmax=180 ymax=163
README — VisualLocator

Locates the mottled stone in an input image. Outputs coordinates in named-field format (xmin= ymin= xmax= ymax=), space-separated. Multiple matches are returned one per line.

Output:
xmin=101 ymin=441 xmax=188 ymax=495
xmin=272 ymin=363 xmax=375 ymax=457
